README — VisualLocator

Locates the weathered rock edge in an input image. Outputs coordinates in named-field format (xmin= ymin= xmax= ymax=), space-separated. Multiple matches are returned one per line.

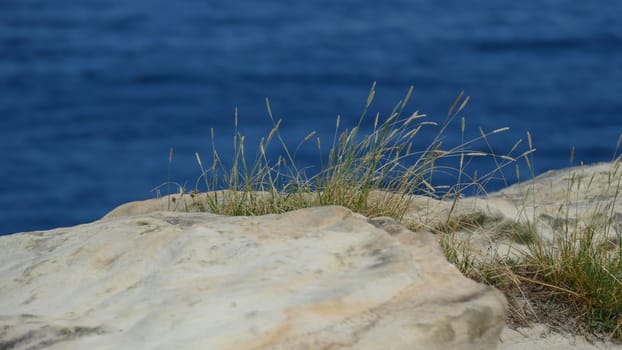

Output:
xmin=0 ymin=206 xmax=507 ymax=350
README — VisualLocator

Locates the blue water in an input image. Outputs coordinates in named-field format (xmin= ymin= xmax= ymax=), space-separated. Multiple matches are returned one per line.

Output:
xmin=1 ymin=0 xmax=621 ymax=235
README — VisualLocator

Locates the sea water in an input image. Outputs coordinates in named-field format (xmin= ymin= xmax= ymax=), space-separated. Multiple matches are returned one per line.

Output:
xmin=1 ymin=0 xmax=621 ymax=234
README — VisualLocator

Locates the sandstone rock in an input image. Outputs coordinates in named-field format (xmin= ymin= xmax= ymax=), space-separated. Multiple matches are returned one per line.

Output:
xmin=490 ymin=161 xmax=622 ymax=241
xmin=103 ymin=190 xmax=236 ymax=218
xmin=406 ymin=160 xmax=622 ymax=349
xmin=412 ymin=161 xmax=622 ymax=261
xmin=0 ymin=206 xmax=506 ymax=350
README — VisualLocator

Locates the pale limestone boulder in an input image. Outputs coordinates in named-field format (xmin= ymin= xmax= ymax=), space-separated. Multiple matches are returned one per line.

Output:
xmin=0 ymin=206 xmax=506 ymax=350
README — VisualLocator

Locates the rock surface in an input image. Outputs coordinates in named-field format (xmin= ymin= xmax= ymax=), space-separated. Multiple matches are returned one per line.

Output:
xmin=0 ymin=206 xmax=506 ymax=350
xmin=405 ymin=160 xmax=622 ymax=260
xmin=498 ymin=325 xmax=622 ymax=350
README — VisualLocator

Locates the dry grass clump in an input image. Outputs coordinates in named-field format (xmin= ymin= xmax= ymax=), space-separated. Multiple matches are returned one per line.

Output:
xmin=519 ymin=159 xmax=622 ymax=340
xmin=156 ymin=83 xmax=521 ymax=220
xmin=438 ymin=157 xmax=622 ymax=341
